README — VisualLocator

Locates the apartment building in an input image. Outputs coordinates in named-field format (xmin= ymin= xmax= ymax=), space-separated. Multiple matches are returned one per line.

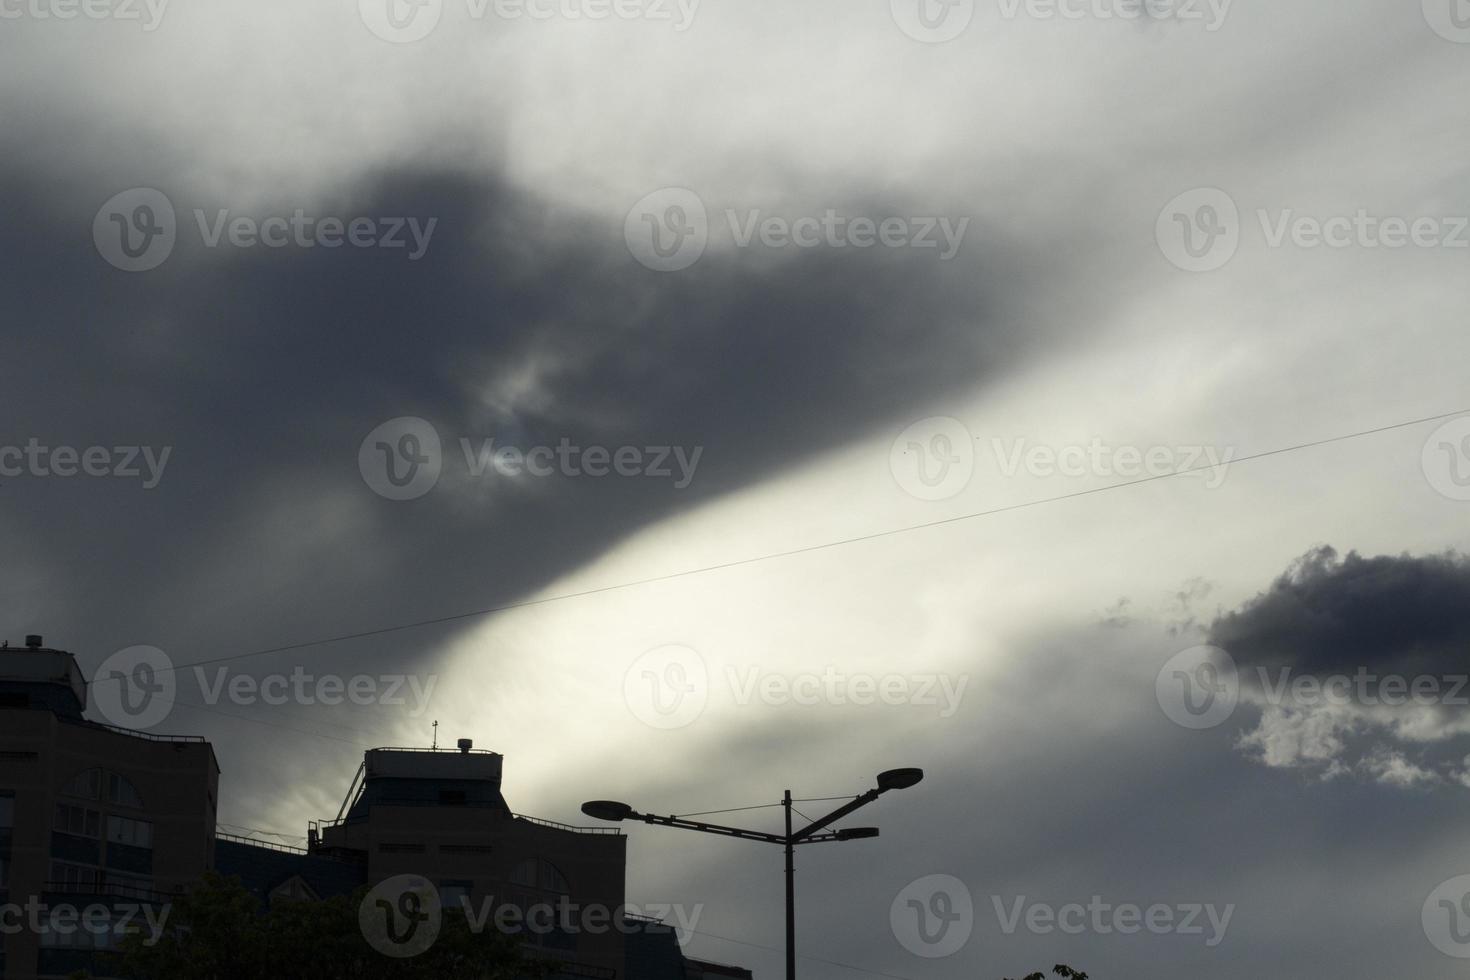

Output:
xmin=307 ymin=743 xmax=629 ymax=977
xmin=0 ymin=637 xmax=748 ymax=980
xmin=0 ymin=636 xmax=219 ymax=980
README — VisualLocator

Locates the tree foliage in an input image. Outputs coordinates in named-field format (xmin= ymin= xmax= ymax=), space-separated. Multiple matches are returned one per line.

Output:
xmin=97 ymin=871 xmax=541 ymax=980
xmin=1005 ymin=965 xmax=1089 ymax=980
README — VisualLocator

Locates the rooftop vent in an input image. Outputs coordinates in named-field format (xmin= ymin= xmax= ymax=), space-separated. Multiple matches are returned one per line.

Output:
xmin=24 ymin=635 xmax=42 ymax=650
xmin=457 ymin=738 xmax=473 ymax=753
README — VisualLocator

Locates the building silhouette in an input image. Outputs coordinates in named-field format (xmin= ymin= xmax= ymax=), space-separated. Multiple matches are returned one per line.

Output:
xmin=0 ymin=637 xmax=751 ymax=980
xmin=0 ymin=636 xmax=218 ymax=979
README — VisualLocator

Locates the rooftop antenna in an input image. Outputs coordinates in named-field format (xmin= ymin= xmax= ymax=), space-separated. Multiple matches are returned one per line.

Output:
xmin=431 ymin=720 xmax=439 ymax=750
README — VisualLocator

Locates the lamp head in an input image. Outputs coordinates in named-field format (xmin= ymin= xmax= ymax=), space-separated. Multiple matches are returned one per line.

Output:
xmin=835 ymin=827 xmax=880 ymax=841
xmin=876 ymin=768 xmax=924 ymax=792
xmin=581 ymin=800 xmax=634 ymax=822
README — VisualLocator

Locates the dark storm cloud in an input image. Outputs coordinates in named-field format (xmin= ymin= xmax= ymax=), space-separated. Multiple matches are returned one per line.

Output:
xmin=0 ymin=136 xmax=1077 ymax=704
xmin=1207 ymin=546 xmax=1470 ymax=676
xmin=1206 ymin=547 xmax=1470 ymax=788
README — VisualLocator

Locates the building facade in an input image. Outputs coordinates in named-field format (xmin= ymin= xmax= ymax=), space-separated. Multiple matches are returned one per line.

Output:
xmin=0 ymin=636 xmax=219 ymax=980
xmin=309 ymin=744 xmax=630 ymax=978
xmin=0 ymin=637 xmax=748 ymax=980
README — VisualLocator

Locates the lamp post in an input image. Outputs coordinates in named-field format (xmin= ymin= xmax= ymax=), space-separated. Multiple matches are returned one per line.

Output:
xmin=581 ymin=767 xmax=923 ymax=980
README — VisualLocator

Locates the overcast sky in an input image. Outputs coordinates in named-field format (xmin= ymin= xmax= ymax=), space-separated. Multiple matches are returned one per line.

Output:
xmin=3 ymin=0 xmax=1470 ymax=976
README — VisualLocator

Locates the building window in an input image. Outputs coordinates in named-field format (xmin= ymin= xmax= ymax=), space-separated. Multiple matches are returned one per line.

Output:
xmin=104 ymin=870 xmax=154 ymax=898
xmin=54 ymin=803 xmax=101 ymax=838
xmin=62 ymin=768 xmax=144 ymax=809
xmin=510 ymin=857 xmax=569 ymax=893
xmin=107 ymin=772 xmax=144 ymax=809
xmin=50 ymin=861 xmax=100 ymax=891
xmin=39 ymin=908 xmax=124 ymax=950
xmin=106 ymin=815 xmax=153 ymax=849
xmin=508 ymin=858 xmax=573 ymax=950
xmin=61 ymin=768 xmax=101 ymax=800
xmin=439 ymin=880 xmax=473 ymax=910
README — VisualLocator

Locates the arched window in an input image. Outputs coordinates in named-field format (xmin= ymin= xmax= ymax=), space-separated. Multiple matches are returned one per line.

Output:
xmin=60 ymin=768 xmax=100 ymax=800
xmin=60 ymin=768 xmax=143 ymax=808
xmin=510 ymin=857 xmax=568 ymax=894
xmin=106 ymin=772 xmax=143 ymax=809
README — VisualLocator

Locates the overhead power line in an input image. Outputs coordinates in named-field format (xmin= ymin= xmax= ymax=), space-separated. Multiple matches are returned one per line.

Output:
xmin=83 ymin=407 xmax=1465 ymax=726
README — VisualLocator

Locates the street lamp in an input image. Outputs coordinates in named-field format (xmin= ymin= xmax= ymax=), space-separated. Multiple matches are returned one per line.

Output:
xmin=581 ymin=768 xmax=923 ymax=980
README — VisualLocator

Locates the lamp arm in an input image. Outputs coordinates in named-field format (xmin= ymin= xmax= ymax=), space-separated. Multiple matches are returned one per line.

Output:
xmin=788 ymin=789 xmax=882 ymax=843
xmin=632 ymin=811 xmax=787 ymax=845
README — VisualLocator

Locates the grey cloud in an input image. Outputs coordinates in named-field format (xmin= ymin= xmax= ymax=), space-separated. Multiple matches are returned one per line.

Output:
xmin=1208 ymin=547 xmax=1470 ymax=787
xmin=1209 ymin=546 xmax=1470 ymax=677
